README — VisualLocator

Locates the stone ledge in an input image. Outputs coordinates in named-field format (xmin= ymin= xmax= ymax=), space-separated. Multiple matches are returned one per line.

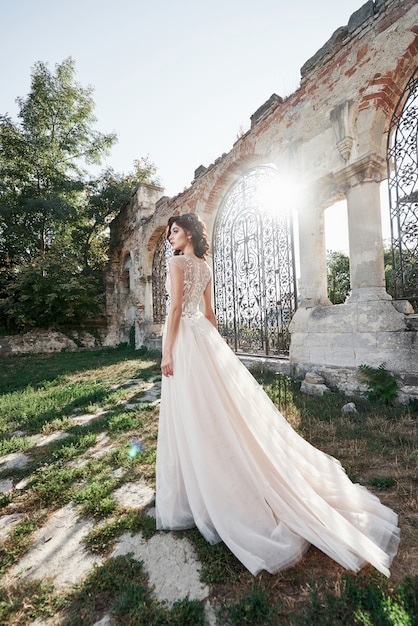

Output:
xmin=0 ymin=328 xmax=106 ymax=355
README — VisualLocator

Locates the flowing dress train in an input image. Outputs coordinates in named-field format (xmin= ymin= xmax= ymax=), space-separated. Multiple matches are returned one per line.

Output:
xmin=155 ymin=254 xmax=400 ymax=576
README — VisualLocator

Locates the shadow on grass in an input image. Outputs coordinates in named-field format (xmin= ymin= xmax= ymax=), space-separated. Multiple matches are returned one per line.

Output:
xmin=0 ymin=345 xmax=161 ymax=395
xmin=62 ymin=555 xmax=206 ymax=626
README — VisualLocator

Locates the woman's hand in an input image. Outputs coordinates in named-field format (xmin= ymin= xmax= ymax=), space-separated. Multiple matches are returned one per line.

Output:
xmin=161 ymin=352 xmax=174 ymax=377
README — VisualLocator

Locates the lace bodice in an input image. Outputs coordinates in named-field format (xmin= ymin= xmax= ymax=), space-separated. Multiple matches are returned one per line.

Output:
xmin=167 ymin=255 xmax=212 ymax=318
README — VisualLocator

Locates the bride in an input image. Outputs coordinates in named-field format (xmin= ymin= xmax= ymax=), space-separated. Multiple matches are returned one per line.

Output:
xmin=155 ymin=212 xmax=400 ymax=577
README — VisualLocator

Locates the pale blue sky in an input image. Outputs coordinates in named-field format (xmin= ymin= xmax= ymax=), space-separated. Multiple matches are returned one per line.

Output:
xmin=1 ymin=0 xmax=389 ymax=250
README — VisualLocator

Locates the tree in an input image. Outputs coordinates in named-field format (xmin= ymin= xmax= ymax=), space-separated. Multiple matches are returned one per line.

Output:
xmin=0 ymin=58 xmax=160 ymax=331
xmin=0 ymin=57 xmax=117 ymax=265
xmin=74 ymin=159 xmax=160 ymax=272
xmin=327 ymin=251 xmax=350 ymax=304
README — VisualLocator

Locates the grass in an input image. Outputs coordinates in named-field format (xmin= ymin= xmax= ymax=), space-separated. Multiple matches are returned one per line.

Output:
xmin=62 ymin=555 xmax=207 ymax=625
xmin=0 ymin=348 xmax=417 ymax=624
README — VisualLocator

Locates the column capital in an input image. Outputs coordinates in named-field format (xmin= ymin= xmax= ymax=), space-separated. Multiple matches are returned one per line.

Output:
xmin=333 ymin=152 xmax=386 ymax=191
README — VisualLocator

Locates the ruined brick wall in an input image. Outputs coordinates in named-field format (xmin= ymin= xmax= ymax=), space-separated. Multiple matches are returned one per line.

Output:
xmin=106 ymin=0 xmax=418 ymax=393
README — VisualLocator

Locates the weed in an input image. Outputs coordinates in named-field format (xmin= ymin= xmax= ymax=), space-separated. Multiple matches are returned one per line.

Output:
xmin=359 ymin=363 xmax=398 ymax=405
xmin=0 ymin=579 xmax=65 ymax=624
xmin=62 ymin=555 xmax=206 ymax=625
xmin=0 ymin=518 xmax=38 ymax=577
xmin=107 ymin=410 xmax=142 ymax=433
xmin=368 ymin=476 xmax=397 ymax=490
xmin=183 ymin=527 xmax=248 ymax=585
xmin=85 ymin=510 xmax=156 ymax=555
xmin=27 ymin=464 xmax=86 ymax=508
xmin=0 ymin=434 xmax=32 ymax=456
xmin=74 ymin=477 xmax=119 ymax=518
xmin=218 ymin=581 xmax=281 ymax=624
xmin=51 ymin=432 xmax=97 ymax=461
xmin=288 ymin=573 xmax=418 ymax=626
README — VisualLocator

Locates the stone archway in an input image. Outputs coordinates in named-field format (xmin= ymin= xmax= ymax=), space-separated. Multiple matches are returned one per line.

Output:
xmin=213 ymin=166 xmax=297 ymax=356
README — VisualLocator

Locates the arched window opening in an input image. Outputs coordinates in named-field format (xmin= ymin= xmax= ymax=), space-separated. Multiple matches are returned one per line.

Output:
xmin=152 ymin=231 xmax=172 ymax=323
xmin=213 ymin=166 xmax=297 ymax=356
xmin=387 ymin=67 xmax=418 ymax=310
xmin=120 ymin=254 xmax=131 ymax=295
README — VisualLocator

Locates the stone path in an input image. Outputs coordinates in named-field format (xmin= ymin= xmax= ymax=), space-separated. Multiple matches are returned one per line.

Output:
xmin=0 ymin=378 xmax=217 ymax=625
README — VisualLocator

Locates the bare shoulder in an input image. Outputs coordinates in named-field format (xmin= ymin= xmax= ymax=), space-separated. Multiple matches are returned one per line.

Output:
xmin=168 ymin=256 xmax=186 ymax=270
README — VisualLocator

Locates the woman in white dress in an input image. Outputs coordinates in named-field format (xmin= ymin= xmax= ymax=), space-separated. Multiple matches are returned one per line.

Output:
xmin=155 ymin=212 xmax=400 ymax=577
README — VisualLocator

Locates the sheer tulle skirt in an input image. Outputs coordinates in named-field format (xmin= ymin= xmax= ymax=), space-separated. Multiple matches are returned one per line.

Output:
xmin=156 ymin=313 xmax=400 ymax=576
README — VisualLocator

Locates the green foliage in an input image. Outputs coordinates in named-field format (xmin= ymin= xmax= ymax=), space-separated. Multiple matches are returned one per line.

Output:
xmin=218 ymin=582 xmax=280 ymax=625
xmin=290 ymin=574 xmax=418 ymax=626
xmin=0 ymin=579 xmax=65 ymax=624
xmin=0 ymin=58 xmax=116 ymax=264
xmin=85 ymin=511 xmax=157 ymax=555
xmin=73 ymin=477 xmax=118 ymax=518
xmin=0 ymin=377 xmax=108 ymax=434
xmin=0 ymin=349 xmax=416 ymax=626
xmin=51 ymin=432 xmax=97 ymax=460
xmin=327 ymin=250 xmax=350 ymax=304
xmin=63 ymin=555 xmax=205 ymax=626
xmin=183 ymin=527 xmax=248 ymax=585
xmin=359 ymin=363 xmax=398 ymax=405
xmin=28 ymin=465 xmax=86 ymax=508
xmin=0 ymin=519 xmax=38 ymax=577
xmin=0 ymin=246 xmax=104 ymax=330
xmin=367 ymin=476 xmax=396 ymax=490
xmin=0 ymin=58 xmax=160 ymax=331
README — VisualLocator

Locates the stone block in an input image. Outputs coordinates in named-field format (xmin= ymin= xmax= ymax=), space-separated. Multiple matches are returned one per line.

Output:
xmin=289 ymin=341 xmax=311 ymax=363
xmin=348 ymin=1 xmax=374 ymax=34
xmin=0 ymin=479 xmax=13 ymax=494
xmin=310 ymin=345 xmax=356 ymax=367
xmin=355 ymin=331 xmax=418 ymax=372
xmin=0 ymin=513 xmax=23 ymax=538
xmin=392 ymin=300 xmax=415 ymax=314
xmin=342 ymin=402 xmax=358 ymax=414
xmin=300 ymin=381 xmax=330 ymax=396
xmin=308 ymin=304 xmax=358 ymax=333
xmin=288 ymin=307 xmax=311 ymax=333
xmin=305 ymin=372 xmax=325 ymax=384
xmin=0 ymin=452 xmax=29 ymax=470
xmin=357 ymin=302 xmax=406 ymax=332
xmin=399 ymin=385 xmax=418 ymax=398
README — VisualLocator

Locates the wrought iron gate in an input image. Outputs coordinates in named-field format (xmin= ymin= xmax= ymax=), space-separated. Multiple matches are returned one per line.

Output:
xmin=213 ymin=166 xmax=297 ymax=356
xmin=386 ymin=67 xmax=418 ymax=310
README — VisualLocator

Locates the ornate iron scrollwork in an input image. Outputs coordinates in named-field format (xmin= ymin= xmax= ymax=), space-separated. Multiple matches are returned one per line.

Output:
xmin=387 ymin=67 xmax=418 ymax=310
xmin=213 ymin=166 xmax=297 ymax=356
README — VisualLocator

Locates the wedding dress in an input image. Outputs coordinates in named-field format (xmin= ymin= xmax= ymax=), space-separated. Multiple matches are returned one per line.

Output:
xmin=155 ymin=254 xmax=400 ymax=577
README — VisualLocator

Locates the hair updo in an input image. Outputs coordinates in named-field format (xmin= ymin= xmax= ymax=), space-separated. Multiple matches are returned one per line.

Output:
xmin=166 ymin=213 xmax=210 ymax=259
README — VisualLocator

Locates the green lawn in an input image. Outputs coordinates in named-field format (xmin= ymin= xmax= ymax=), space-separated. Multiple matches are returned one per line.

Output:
xmin=0 ymin=346 xmax=417 ymax=625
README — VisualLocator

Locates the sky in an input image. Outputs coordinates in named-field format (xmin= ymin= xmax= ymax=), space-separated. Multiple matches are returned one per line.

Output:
xmin=1 ymin=0 xmax=390 ymax=251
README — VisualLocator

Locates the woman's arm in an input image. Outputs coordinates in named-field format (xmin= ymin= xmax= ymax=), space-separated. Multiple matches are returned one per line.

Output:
xmin=202 ymin=279 xmax=217 ymax=328
xmin=161 ymin=262 xmax=183 ymax=377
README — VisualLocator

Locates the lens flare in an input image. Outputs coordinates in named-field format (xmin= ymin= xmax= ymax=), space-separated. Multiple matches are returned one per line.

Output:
xmin=128 ymin=437 xmax=146 ymax=458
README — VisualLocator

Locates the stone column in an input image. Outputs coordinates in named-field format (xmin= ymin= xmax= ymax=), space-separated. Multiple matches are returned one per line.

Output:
xmin=336 ymin=153 xmax=391 ymax=302
xmin=297 ymin=202 xmax=332 ymax=307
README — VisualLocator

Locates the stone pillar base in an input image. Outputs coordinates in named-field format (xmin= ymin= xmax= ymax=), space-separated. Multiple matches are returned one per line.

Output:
xmin=299 ymin=296 xmax=333 ymax=308
xmin=289 ymin=300 xmax=417 ymax=374
xmin=346 ymin=287 xmax=392 ymax=303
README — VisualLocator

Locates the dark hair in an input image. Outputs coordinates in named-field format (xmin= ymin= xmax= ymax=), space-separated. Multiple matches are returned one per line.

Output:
xmin=167 ymin=213 xmax=210 ymax=259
